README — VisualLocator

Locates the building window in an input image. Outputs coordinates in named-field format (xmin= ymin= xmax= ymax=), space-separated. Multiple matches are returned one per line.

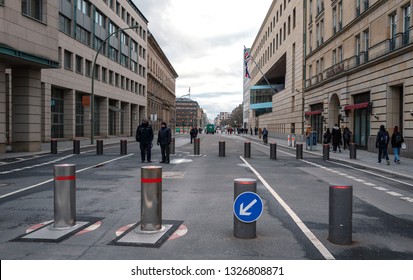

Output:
xmin=75 ymin=55 xmax=83 ymax=74
xmin=109 ymin=22 xmax=119 ymax=38
xmin=115 ymin=73 xmax=120 ymax=87
xmin=22 ymin=0 xmax=42 ymax=21
xmin=76 ymin=25 xmax=91 ymax=46
xmin=333 ymin=7 xmax=337 ymax=34
xmin=109 ymin=47 xmax=118 ymax=61
xmin=59 ymin=14 xmax=71 ymax=35
xmin=356 ymin=0 xmax=361 ymax=16
xmin=51 ymin=88 xmax=64 ymax=138
xmin=363 ymin=29 xmax=369 ymax=62
xmin=0 ymin=0 xmax=4 ymax=5
xmin=293 ymin=8 xmax=296 ymax=28
xmin=120 ymin=54 xmax=129 ymax=67
xmin=332 ymin=49 xmax=337 ymax=65
xmin=355 ymin=34 xmax=361 ymax=65
xmin=109 ymin=70 xmax=114 ymax=85
xmin=404 ymin=5 xmax=411 ymax=45
xmin=85 ymin=60 xmax=91 ymax=77
xmin=64 ymin=50 xmax=72 ymax=70
xmin=390 ymin=13 xmax=397 ymax=50
xmin=94 ymin=9 xmax=106 ymax=27
xmin=338 ymin=1 xmax=343 ymax=30
xmin=102 ymin=67 xmax=107 ymax=83
xmin=94 ymin=37 xmax=106 ymax=54
xmin=338 ymin=46 xmax=343 ymax=62
xmin=94 ymin=64 xmax=100 ymax=80
xmin=77 ymin=0 xmax=91 ymax=16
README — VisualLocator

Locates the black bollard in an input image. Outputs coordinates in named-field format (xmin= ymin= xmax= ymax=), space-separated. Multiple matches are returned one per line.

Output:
xmin=329 ymin=185 xmax=353 ymax=245
xmin=219 ymin=141 xmax=225 ymax=157
xmin=349 ymin=143 xmax=356 ymax=159
xmin=244 ymin=142 xmax=251 ymax=158
xmin=323 ymin=144 xmax=330 ymax=161
xmin=51 ymin=139 xmax=58 ymax=154
xmin=194 ymin=138 xmax=200 ymax=155
xmin=73 ymin=139 xmax=80 ymax=154
xmin=296 ymin=143 xmax=303 ymax=159
xmin=270 ymin=143 xmax=277 ymax=159
xmin=120 ymin=140 xmax=127 ymax=155
xmin=97 ymin=140 xmax=103 ymax=155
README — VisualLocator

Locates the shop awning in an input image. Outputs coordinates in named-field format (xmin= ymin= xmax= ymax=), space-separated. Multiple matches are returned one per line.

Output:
xmin=305 ymin=110 xmax=322 ymax=116
xmin=344 ymin=102 xmax=369 ymax=110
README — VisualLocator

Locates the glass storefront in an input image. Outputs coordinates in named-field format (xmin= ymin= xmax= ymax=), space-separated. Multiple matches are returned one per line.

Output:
xmin=51 ymin=88 xmax=64 ymax=138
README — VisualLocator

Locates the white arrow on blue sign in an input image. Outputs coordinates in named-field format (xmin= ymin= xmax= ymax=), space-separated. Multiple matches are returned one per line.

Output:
xmin=233 ymin=191 xmax=263 ymax=223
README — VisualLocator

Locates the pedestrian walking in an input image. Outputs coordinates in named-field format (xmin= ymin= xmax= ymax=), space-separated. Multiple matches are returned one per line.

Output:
xmin=262 ymin=128 xmax=268 ymax=144
xmin=331 ymin=124 xmax=342 ymax=153
xmin=343 ymin=127 xmax=352 ymax=150
xmin=136 ymin=119 xmax=154 ymax=163
xmin=157 ymin=122 xmax=171 ymax=164
xmin=391 ymin=125 xmax=404 ymax=164
xmin=323 ymin=128 xmax=332 ymax=144
xmin=376 ymin=124 xmax=390 ymax=165
xmin=190 ymin=126 xmax=198 ymax=143
xmin=305 ymin=124 xmax=312 ymax=147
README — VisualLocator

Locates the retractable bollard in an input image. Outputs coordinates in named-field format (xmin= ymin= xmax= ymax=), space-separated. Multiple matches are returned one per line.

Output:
xmin=296 ymin=143 xmax=303 ymax=159
xmin=323 ymin=144 xmax=330 ymax=161
xmin=219 ymin=141 xmax=225 ymax=157
xmin=244 ymin=142 xmax=251 ymax=158
xmin=53 ymin=164 xmax=76 ymax=229
xmin=349 ymin=143 xmax=357 ymax=159
xmin=329 ymin=185 xmax=353 ymax=245
xmin=170 ymin=137 xmax=175 ymax=155
xmin=51 ymin=139 xmax=58 ymax=154
xmin=194 ymin=138 xmax=200 ymax=155
xmin=270 ymin=143 xmax=277 ymax=159
xmin=234 ymin=178 xmax=257 ymax=239
xmin=292 ymin=134 xmax=296 ymax=147
xmin=97 ymin=139 xmax=103 ymax=155
xmin=73 ymin=139 xmax=80 ymax=154
xmin=120 ymin=140 xmax=127 ymax=155
xmin=140 ymin=166 xmax=162 ymax=231
xmin=287 ymin=134 xmax=292 ymax=147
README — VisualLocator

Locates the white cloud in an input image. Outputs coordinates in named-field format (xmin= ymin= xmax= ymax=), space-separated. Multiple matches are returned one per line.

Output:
xmin=134 ymin=0 xmax=273 ymax=119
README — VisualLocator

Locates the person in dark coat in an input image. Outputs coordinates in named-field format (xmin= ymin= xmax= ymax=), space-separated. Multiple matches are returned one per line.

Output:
xmin=342 ymin=127 xmax=352 ymax=150
xmin=157 ymin=122 xmax=171 ymax=164
xmin=136 ymin=119 xmax=154 ymax=163
xmin=376 ymin=124 xmax=390 ymax=165
xmin=390 ymin=125 xmax=404 ymax=164
xmin=323 ymin=128 xmax=332 ymax=144
xmin=331 ymin=124 xmax=342 ymax=153
xmin=262 ymin=128 xmax=268 ymax=144
xmin=190 ymin=126 xmax=198 ymax=143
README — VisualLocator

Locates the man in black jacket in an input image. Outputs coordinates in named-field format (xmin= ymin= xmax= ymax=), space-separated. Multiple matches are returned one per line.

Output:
xmin=136 ymin=119 xmax=154 ymax=163
xmin=157 ymin=122 xmax=171 ymax=164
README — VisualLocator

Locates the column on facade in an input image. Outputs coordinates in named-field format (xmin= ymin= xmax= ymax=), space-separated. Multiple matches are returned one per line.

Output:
xmin=41 ymin=83 xmax=51 ymax=142
xmin=64 ymin=89 xmax=76 ymax=139
xmin=11 ymin=67 xmax=42 ymax=152
xmin=100 ymin=97 xmax=109 ymax=137
xmin=139 ymin=105 xmax=146 ymax=123
xmin=122 ymin=102 xmax=131 ymax=136
xmin=0 ymin=64 xmax=6 ymax=153
xmin=115 ymin=100 xmax=121 ymax=136
xmin=130 ymin=104 xmax=139 ymax=134
xmin=84 ymin=96 xmax=92 ymax=138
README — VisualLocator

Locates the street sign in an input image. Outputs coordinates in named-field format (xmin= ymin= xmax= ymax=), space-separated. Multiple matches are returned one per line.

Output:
xmin=233 ymin=191 xmax=263 ymax=223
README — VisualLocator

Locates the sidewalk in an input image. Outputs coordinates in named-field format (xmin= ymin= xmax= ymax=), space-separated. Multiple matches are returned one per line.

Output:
xmin=241 ymin=133 xmax=413 ymax=181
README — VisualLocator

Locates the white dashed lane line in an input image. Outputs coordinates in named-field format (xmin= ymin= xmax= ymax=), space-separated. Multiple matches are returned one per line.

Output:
xmin=301 ymin=159 xmax=413 ymax=203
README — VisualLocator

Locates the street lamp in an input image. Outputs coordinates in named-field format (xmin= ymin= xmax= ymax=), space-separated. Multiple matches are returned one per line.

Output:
xmin=90 ymin=25 xmax=140 ymax=144
xmin=174 ymin=93 xmax=191 ymax=135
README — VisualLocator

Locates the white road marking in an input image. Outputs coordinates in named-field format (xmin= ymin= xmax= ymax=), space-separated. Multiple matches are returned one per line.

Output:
xmin=400 ymin=197 xmax=413 ymax=203
xmin=374 ymin=187 xmax=389 ymax=191
xmin=0 ymin=154 xmax=134 ymax=199
xmin=240 ymin=156 xmax=335 ymax=260
xmin=354 ymin=178 xmax=366 ymax=183
xmin=386 ymin=191 xmax=403 ymax=197
xmin=364 ymin=182 xmax=376 ymax=186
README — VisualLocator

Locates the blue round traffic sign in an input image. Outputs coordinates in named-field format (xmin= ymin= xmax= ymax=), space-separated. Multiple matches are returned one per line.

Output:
xmin=233 ymin=192 xmax=263 ymax=223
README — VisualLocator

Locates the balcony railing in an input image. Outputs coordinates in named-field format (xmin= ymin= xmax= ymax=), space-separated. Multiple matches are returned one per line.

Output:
xmin=305 ymin=28 xmax=413 ymax=88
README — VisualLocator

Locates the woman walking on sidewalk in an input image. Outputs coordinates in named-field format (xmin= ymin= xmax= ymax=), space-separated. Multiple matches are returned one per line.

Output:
xmin=391 ymin=126 xmax=404 ymax=164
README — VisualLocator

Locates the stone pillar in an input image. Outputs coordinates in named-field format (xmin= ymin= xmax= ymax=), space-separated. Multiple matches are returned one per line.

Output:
xmin=84 ymin=96 xmax=92 ymax=138
xmin=41 ymin=83 xmax=51 ymax=142
xmin=0 ymin=64 xmax=6 ymax=153
xmin=100 ymin=97 xmax=109 ymax=137
xmin=12 ymin=67 xmax=42 ymax=152
xmin=64 ymin=89 xmax=76 ymax=139
xmin=123 ymin=102 xmax=131 ymax=136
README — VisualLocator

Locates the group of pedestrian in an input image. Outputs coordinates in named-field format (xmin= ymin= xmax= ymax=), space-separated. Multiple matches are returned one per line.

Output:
xmin=322 ymin=124 xmax=352 ymax=153
xmin=135 ymin=119 xmax=171 ymax=164
xmin=376 ymin=125 xmax=404 ymax=165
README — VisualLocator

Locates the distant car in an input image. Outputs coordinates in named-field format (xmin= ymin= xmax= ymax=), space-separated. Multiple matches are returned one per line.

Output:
xmin=206 ymin=124 xmax=215 ymax=134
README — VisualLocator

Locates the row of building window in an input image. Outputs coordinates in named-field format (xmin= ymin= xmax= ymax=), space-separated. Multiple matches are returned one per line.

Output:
xmin=61 ymin=48 xmax=146 ymax=96
xmin=307 ymin=3 xmax=412 ymax=86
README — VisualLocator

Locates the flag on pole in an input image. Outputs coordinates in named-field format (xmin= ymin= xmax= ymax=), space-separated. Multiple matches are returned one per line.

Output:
xmin=244 ymin=47 xmax=251 ymax=78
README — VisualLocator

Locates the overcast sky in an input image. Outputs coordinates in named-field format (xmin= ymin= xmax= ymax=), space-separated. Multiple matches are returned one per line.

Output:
xmin=133 ymin=0 xmax=273 ymax=121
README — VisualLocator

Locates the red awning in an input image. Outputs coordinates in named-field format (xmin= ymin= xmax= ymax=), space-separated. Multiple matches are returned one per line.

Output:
xmin=344 ymin=102 xmax=369 ymax=110
xmin=305 ymin=110 xmax=322 ymax=116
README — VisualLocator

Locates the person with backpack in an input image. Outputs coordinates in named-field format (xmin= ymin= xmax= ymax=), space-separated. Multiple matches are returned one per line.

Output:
xmin=376 ymin=124 xmax=390 ymax=165
xmin=262 ymin=127 xmax=268 ymax=144
xmin=391 ymin=125 xmax=404 ymax=164
xmin=343 ymin=127 xmax=352 ymax=150
xmin=136 ymin=119 xmax=154 ymax=163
